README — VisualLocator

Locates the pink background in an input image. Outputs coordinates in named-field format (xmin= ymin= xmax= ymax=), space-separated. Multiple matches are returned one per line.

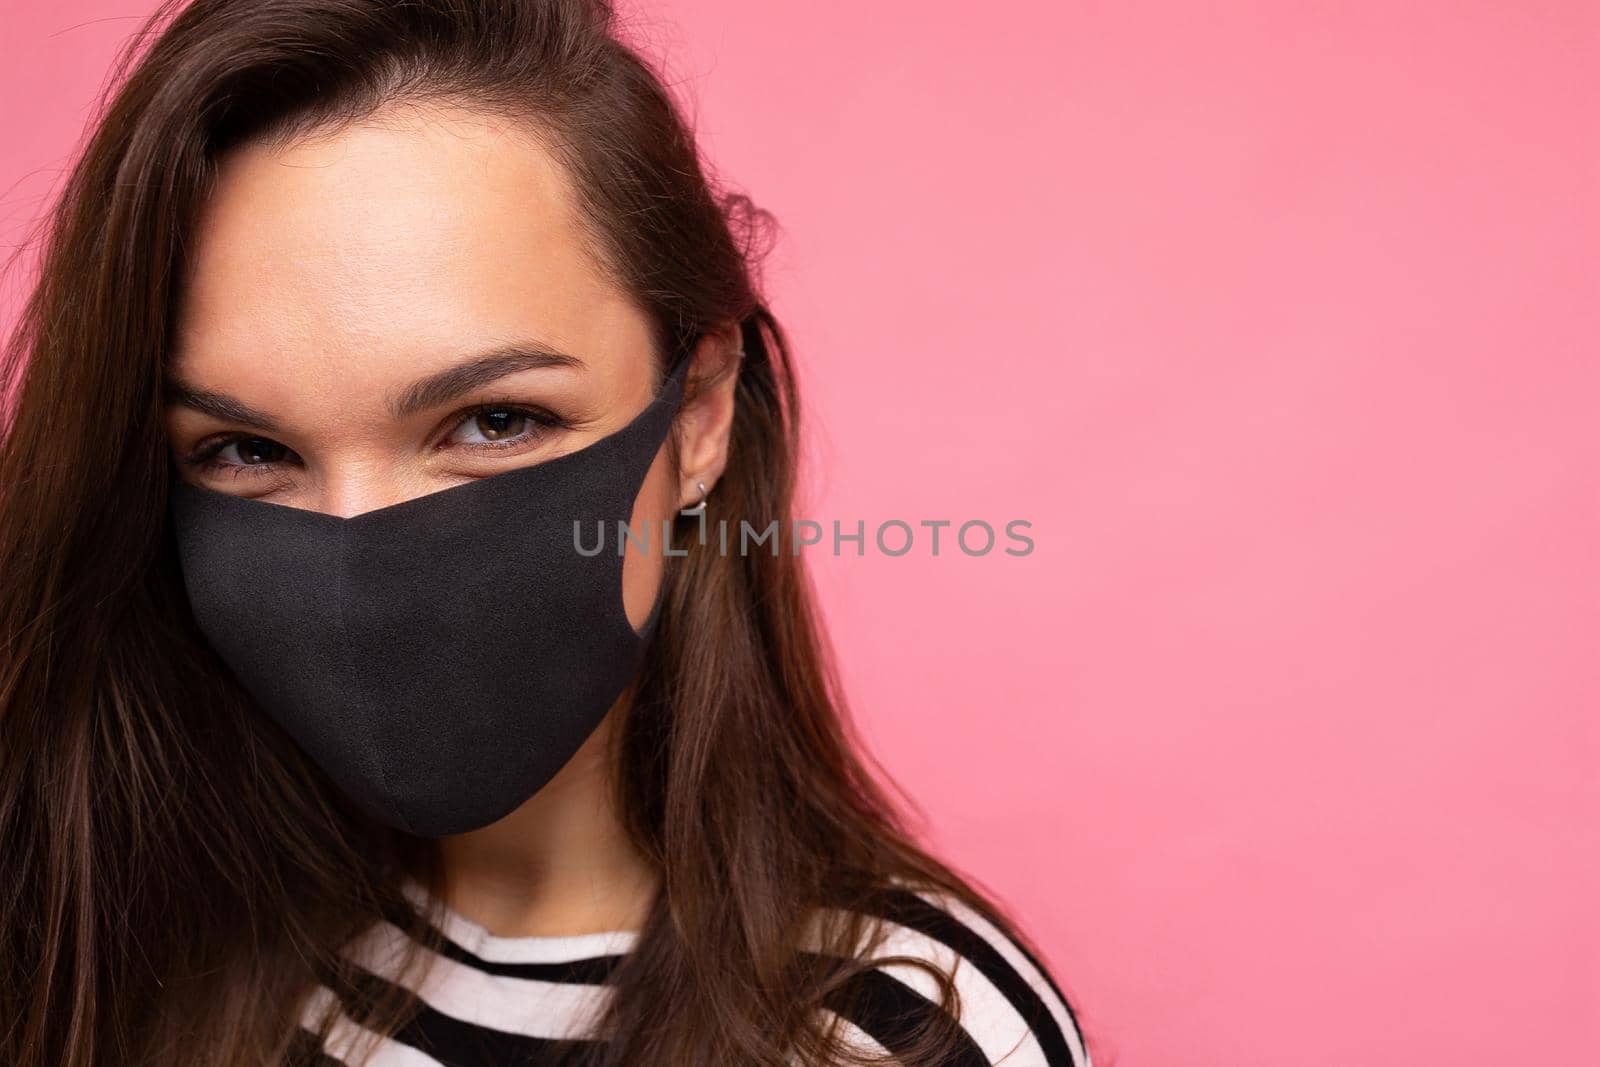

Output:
xmin=3 ymin=2 xmax=1595 ymax=1063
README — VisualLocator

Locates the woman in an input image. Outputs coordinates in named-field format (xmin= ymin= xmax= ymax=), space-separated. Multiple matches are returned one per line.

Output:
xmin=0 ymin=1 xmax=1095 ymax=1065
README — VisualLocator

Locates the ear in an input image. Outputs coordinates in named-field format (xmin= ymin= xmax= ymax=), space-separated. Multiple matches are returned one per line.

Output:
xmin=673 ymin=319 xmax=743 ymax=510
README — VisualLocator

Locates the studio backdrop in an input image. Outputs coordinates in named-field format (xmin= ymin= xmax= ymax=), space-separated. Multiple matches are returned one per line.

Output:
xmin=2 ymin=2 xmax=1594 ymax=1065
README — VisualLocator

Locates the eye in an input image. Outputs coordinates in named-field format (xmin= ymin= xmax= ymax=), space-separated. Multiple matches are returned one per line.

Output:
xmin=221 ymin=437 xmax=291 ymax=464
xmin=442 ymin=403 xmax=566 ymax=451
xmin=180 ymin=434 xmax=300 ymax=478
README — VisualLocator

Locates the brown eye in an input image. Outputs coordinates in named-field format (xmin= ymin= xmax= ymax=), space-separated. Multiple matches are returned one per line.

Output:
xmin=443 ymin=403 xmax=563 ymax=451
xmin=178 ymin=433 xmax=300 ymax=483
xmin=472 ymin=409 xmax=528 ymax=442
xmin=222 ymin=437 xmax=291 ymax=465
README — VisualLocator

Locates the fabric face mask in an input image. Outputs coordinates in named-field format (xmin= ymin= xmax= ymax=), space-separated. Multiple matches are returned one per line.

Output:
xmin=167 ymin=353 xmax=690 ymax=837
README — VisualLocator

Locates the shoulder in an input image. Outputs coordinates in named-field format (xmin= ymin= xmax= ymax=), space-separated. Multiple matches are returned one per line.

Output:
xmin=810 ymin=879 xmax=1092 ymax=1067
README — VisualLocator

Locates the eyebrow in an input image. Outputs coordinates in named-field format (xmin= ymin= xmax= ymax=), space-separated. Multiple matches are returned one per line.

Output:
xmin=391 ymin=343 xmax=585 ymax=419
xmin=163 ymin=342 xmax=586 ymax=430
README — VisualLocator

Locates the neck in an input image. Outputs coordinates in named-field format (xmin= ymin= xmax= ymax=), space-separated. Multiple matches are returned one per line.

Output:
xmin=430 ymin=697 xmax=658 ymax=937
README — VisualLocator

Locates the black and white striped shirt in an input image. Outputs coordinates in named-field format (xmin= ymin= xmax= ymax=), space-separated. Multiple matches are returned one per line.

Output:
xmin=292 ymin=878 xmax=1092 ymax=1066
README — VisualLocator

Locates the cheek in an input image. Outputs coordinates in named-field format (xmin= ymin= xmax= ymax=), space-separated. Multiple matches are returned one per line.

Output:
xmin=618 ymin=444 xmax=679 ymax=631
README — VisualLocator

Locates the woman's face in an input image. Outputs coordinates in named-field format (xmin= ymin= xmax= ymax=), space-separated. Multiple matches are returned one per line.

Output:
xmin=164 ymin=101 xmax=726 ymax=629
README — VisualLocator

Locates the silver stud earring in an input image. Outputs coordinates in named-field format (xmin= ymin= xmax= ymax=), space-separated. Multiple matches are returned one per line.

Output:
xmin=681 ymin=480 xmax=708 ymax=515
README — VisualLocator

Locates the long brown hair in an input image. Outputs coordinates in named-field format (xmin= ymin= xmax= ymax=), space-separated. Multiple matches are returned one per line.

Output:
xmin=0 ymin=1 xmax=1092 ymax=1064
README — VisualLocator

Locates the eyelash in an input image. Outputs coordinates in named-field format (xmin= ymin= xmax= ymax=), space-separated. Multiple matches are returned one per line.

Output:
xmin=178 ymin=402 xmax=570 ymax=479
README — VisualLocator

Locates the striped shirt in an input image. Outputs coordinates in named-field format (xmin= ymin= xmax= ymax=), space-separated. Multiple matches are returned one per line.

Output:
xmin=292 ymin=878 xmax=1092 ymax=1066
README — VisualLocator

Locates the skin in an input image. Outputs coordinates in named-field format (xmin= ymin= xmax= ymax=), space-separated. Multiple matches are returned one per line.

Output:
xmin=164 ymin=100 xmax=742 ymax=937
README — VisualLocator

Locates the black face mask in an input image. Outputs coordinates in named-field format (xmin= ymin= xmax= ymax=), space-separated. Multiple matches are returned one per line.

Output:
xmin=167 ymin=353 xmax=690 ymax=836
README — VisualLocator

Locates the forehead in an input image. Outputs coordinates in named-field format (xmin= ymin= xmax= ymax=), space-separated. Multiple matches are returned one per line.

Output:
xmin=172 ymin=100 xmax=643 ymax=394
